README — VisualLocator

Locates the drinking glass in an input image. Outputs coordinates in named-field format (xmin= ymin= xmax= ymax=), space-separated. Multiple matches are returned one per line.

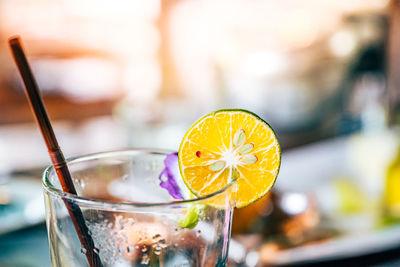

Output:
xmin=43 ymin=149 xmax=234 ymax=267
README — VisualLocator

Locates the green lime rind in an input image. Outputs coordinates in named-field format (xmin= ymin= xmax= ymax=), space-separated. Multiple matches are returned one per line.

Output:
xmin=178 ymin=205 xmax=202 ymax=229
xmin=177 ymin=192 xmax=205 ymax=229
xmin=178 ymin=109 xmax=281 ymax=209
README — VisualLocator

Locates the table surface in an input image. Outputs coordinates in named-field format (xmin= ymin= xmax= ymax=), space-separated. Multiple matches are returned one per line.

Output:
xmin=0 ymin=224 xmax=50 ymax=267
xmin=1 ymin=224 xmax=400 ymax=267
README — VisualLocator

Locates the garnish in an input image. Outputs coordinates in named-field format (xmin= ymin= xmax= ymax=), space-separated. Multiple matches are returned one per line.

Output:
xmin=178 ymin=205 xmax=200 ymax=229
xmin=159 ymin=153 xmax=184 ymax=200
xmin=159 ymin=152 xmax=200 ymax=228
xmin=178 ymin=109 xmax=281 ymax=208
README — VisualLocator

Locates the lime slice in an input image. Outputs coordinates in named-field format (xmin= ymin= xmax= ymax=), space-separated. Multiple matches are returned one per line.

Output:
xmin=178 ymin=109 xmax=281 ymax=208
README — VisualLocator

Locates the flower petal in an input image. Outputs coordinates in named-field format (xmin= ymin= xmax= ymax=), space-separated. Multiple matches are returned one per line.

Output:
xmin=159 ymin=153 xmax=184 ymax=199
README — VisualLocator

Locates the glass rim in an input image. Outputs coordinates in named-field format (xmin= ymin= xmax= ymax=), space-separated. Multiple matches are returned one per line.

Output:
xmin=42 ymin=148 xmax=235 ymax=210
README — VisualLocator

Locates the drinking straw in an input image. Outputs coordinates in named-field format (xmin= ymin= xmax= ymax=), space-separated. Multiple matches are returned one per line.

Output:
xmin=8 ymin=36 xmax=103 ymax=267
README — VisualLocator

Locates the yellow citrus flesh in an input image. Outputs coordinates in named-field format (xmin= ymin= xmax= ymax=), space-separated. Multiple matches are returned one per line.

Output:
xmin=178 ymin=109 xmax=281 ymax=208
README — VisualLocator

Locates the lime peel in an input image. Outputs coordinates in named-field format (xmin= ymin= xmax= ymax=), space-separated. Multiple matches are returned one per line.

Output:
xmin=178 ymin=205 xmax=201 ymax=229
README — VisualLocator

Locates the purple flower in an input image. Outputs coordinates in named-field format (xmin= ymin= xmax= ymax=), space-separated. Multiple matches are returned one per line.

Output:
xmin=159 ymin=152 xmax=184 ymax=199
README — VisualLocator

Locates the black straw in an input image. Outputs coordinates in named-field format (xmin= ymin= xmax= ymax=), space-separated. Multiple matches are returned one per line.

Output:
xmin=9 ymin=36 xmax=102 ymax=267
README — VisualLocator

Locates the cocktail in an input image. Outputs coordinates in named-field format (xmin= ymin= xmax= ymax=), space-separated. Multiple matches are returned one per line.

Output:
xmin=44 ymin=149 xmax=236 ymax=266
xmin=8 ymin=37 xmax=280 ymax=267
xmin=43 ymin=110 xmax=281 ymax=266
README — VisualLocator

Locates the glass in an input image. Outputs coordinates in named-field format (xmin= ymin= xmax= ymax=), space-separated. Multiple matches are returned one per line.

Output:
xmin=43 ymin=149 xmax=234 ymax=267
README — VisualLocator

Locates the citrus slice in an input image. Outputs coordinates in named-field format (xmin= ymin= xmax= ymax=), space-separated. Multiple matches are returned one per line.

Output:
xmin=178 ymin=109 xmax=281 ymax=208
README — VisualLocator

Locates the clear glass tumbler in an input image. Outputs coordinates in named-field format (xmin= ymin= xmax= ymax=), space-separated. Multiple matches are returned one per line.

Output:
xmin=43 ymin=149 xmax=234 ymax=267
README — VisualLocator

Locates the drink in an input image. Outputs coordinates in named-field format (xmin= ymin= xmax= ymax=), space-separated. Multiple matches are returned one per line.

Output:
xmin=43 ymin=150 xmax=234 ymax=266
xmin=43 ymin=109 xmax=281 ymax=267
xmin=10 ymin=35 xmax=279 ymax=267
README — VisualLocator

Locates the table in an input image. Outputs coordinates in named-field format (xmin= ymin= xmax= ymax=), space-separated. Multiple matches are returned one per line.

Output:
xmin=0 ymin=224 xmax=50 ymax=267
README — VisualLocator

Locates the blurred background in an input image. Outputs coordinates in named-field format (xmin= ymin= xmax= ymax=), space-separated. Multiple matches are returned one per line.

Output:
xmin=1 ymin=0 xmax=400 ymax=266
